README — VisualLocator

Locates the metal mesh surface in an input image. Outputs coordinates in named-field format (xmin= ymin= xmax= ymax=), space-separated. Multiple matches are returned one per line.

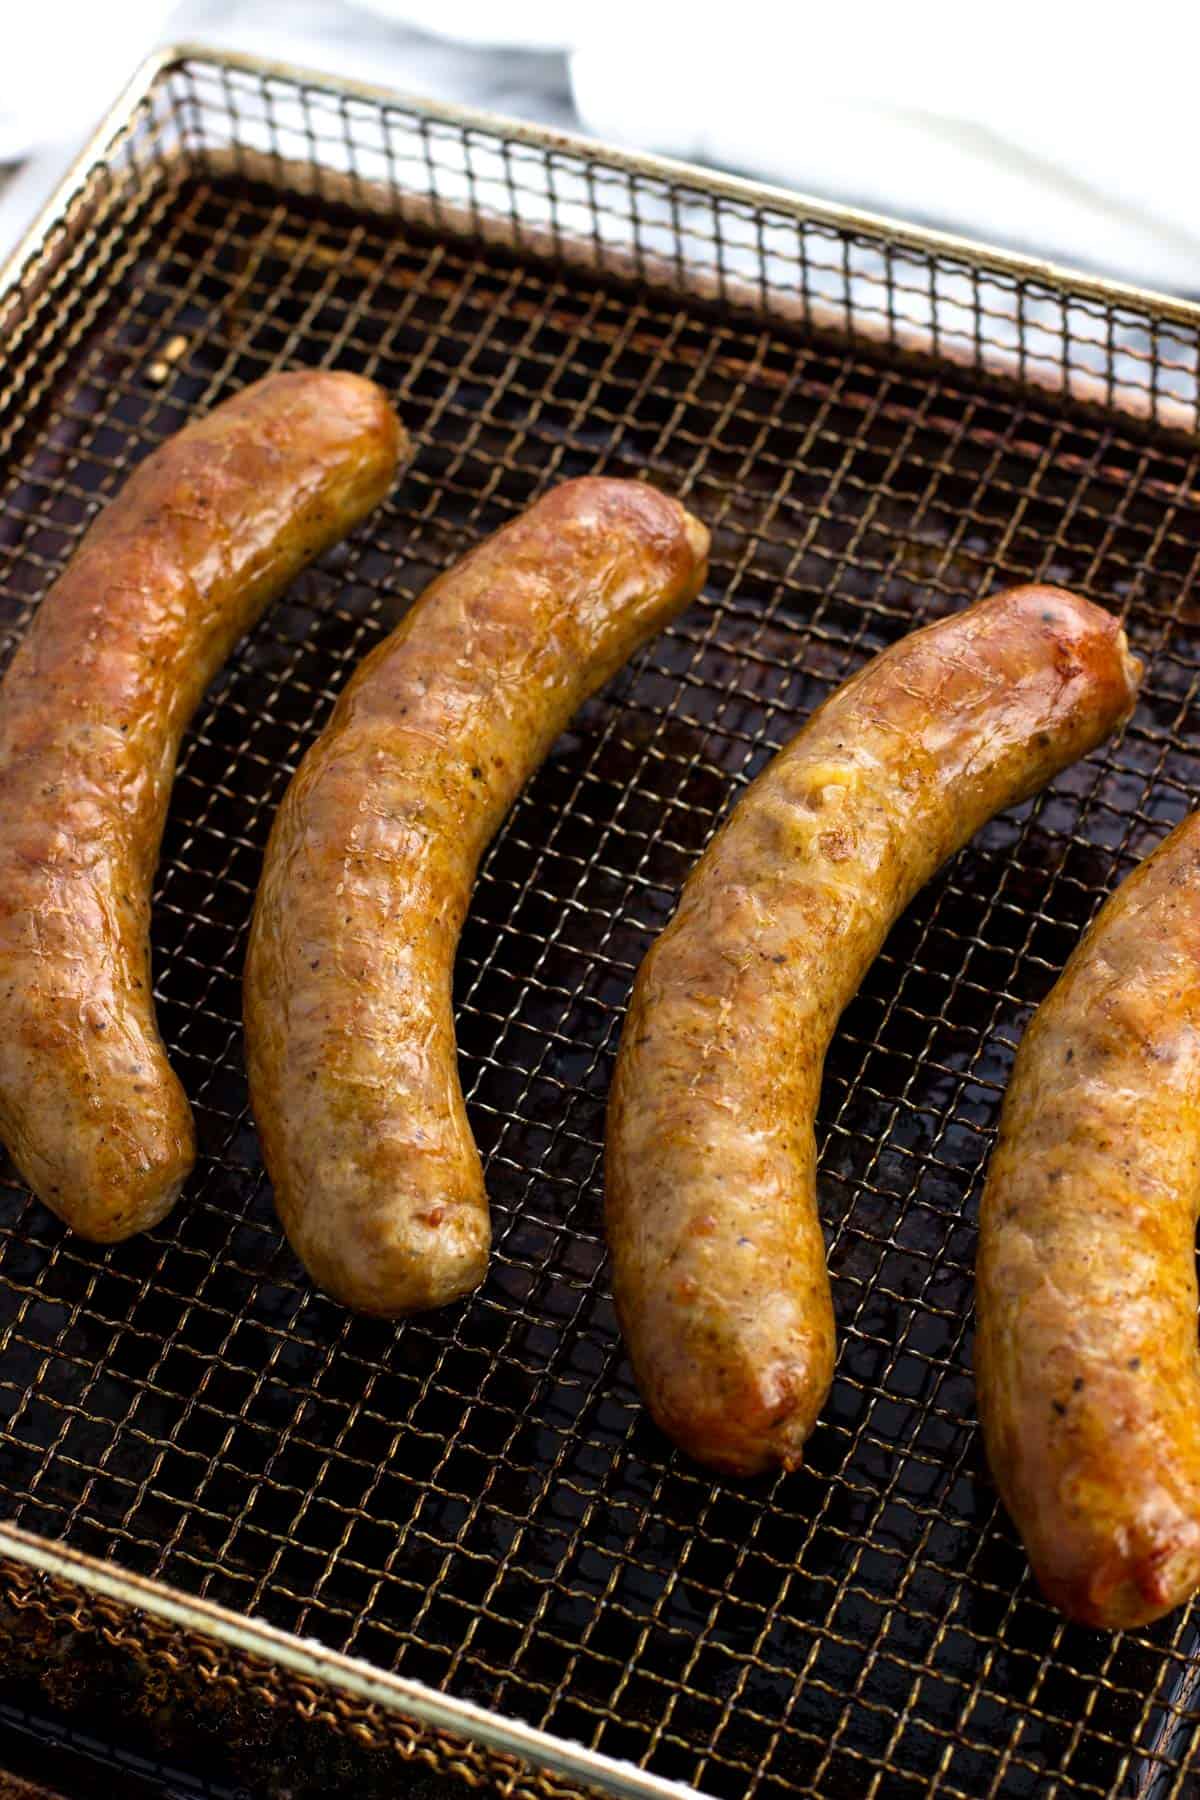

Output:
xmin=3 ymin=48 xmax=1200 ymax=1800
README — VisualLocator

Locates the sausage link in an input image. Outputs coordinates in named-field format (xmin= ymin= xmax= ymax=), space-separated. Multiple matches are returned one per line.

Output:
xmin=977 ymin=810 xmax=1200 ymax=1628
xmin=0 ymin=371 xmax=406 ymax=1240
xmin=244 ymin=477 xmax=709 ymax=1316
xmin=606 ymin=587 xmax=1141 ymax=1476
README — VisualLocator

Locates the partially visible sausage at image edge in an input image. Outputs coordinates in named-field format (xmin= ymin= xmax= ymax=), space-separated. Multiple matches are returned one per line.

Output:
xmin=978 ymin=807 xmax=1200 ymax=1629
xmin=0 ymin=370 xmax=407 ymax=1241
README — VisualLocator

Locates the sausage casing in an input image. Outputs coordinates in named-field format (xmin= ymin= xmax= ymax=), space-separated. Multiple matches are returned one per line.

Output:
xmin=606 ymin=587 xmax=1141 ymax=1476
xmin=244 ymin=477 xmax=709 ymax=1315
xmin=0 ymin=371 xmax=406 ymax=1240
xmin=977 ymin=810 xmax=1200 ymax=1628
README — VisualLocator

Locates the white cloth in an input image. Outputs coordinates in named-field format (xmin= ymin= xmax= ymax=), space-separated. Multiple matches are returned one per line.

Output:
xmin=570 ymin=5 xmax=1200 ymax=292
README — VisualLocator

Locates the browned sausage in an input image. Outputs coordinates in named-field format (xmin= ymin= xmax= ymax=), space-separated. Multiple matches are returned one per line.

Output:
xmin=0 ymin=371 xmax=406 ymax=1241
xmin=244 ymin=477 xmax=709 ymax=1316
xmin=977 ymin=809 xmax=1200 ymax=1628
xmin=606 ymin=587 xmax=1141 ymax=1476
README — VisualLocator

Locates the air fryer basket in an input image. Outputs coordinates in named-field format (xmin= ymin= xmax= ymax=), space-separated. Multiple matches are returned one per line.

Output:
xmin=2 ymin=45 xmax=1200 ymax=1800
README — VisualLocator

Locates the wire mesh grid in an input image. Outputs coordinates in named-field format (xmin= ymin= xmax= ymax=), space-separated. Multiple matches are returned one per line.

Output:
xmin=3 ymin=46 xmax=1200 ymax=1800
